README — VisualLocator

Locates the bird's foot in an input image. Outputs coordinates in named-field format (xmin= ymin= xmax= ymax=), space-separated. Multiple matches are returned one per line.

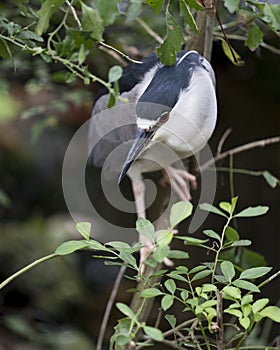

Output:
xmin=160 ymin=166 xmax=197 ymax=201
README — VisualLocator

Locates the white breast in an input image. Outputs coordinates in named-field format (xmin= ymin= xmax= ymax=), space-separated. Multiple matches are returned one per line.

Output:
xmin=136 ymin=66 xmax=217 ymax=172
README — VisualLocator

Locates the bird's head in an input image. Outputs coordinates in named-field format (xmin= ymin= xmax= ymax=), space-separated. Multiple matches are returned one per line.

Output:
xmin=118 ymin=50 xmax=214 ymax=183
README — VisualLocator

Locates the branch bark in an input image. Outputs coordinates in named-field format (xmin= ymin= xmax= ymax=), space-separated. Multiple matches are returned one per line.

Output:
xmin=200 ymin=136 xmax=280 ymax=173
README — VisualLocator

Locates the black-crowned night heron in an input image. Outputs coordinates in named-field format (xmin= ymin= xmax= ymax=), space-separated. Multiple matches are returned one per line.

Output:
xmin=89 ymin=50 xmax=217 ymax=265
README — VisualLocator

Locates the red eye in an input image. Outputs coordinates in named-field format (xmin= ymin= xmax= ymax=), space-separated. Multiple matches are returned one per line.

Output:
xmin=159 ymin=111 xmax=170 ymax=123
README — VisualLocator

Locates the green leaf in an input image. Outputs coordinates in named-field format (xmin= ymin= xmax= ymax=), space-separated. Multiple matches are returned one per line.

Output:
xmin=161 ymin=294 xmax=174 ymax=311
xmin=81 ymin=2 xmax=103 ymax=41
xmin=241 ymin=295 xmax=253 ymax=306
xmin=221 ymin=260 xmax=235 ymax=282
xmin=156 ymin=10 xmax=184 ymax=66
xmin=167 ymin=272 xmax=188 ymax=282
xmin=116 ymin=303 xmax=138 ymax=322
xmin=78 ymin=44 xmax=86 ymax=65
xmin=182 ymin=236 xmax=209 ymax=246
xmin=199 ymin=203 xmax=228 ymax=217
xmin=167 ymin=250 xmax=189 ymax=259
xmin=145 ymin=0 xmax=165 ymax=14
xmin=0 ymin=188 xmax=11 ymax=208
xmin=179 ymin=0 xmax=199 ymax=34
xmin=153 ymin=245 xmax=170 ymax=263
xmin=258 ymin=306 xmax=280 ymax=322
xmin=126 ymin=0 xmax=144 ymax=22
xmin=223 ymin=0 xmax=240 ymax=14
xmin=165 ymin=279 xmax=176 ymax=294
xmin=170 ymin=201 xmax=193 ymax=228
xmin=136 ymin=218 xmax=155 ymax=242
xmin=0 ymin=39 xmax=12 ymax=60
xmin=183 ymin=0 xmax=203 ymax=10
xmin=263 ymin=4 xmax=280 ymax=31
xmin=222 ymin=285 xmax=241 ymax=300
xmin=203 ymin=229 xmax=220 ymax=241
xmin=165 ymin=314 xmax=176 ymax=328
xmin=65 ymin=72 xmax=76 ymax=84
xmin=87 ymin=240 xmax=110 ymax=251
xmin=252 ymin=298 xmax=269 ymax=314
xmin=232 ymin=279 xmax=260 ymax=293
xmin=245 ymin=22 xmax=263 ymax=51
xmin=76 ymin=222 xmax=91 ymax=240
xmin=225 ymin=226 xmax=239 ymax=241
xmin=143 ymin=326 xmax=163 ymax=341
xmin=106 ymin=241 xmax=131 ymax=250
xmin=219 ymin=201 xmax=232 ymax=214
xmin=95 ymin=0 xmax=120 ymax=25
xmin=36 ymin=0 xmax=65 ymax=35
xmin=180 ymin=290 xmax=189 ymax=301
xmin=215 ymin=275 xmax=228 ymax=284
xmin=221 ymin=38 xmax=244 ymax=67
xmin=239 ymin=266 xmax=272 ymax=280
xmin=55 ymin=240 xmax=88 ymax=255
xmin=191 ymin=269 xmax=212 ymax=282
xmin=189 ymin=265 xmax=206 ymax=274
xmin=156 ymin=229 xmax=173 ymax=246
xmin=239 ymin=316 xmax=250 ymax=330
xmin=140 ymin=288 xmax=163 ymax=298
xmin=108 ymin=65 xmax=123 ymax=83
xmin=119 ymin=250 xmax=137 ymax=268
xmin=234 ymin=205 xmax=269 ymax=218
xmin=201 ymin=284 xmax=217 ymax=293
xmin=230 ymin=239 xmax=252 ymax=247
xmin=262 ymin=170 xmax=279 ymax=188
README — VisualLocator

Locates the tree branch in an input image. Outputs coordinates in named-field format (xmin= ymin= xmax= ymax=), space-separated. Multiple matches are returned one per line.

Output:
xmin=96 ymin=265 xmax=127 ymax=350
xmin=200 ymin=136 xmax=280 ymax=172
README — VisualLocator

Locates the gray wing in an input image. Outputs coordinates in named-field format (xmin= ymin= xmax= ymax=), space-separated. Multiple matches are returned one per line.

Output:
xmin=88 ymin=88 xmax=138 ymax=174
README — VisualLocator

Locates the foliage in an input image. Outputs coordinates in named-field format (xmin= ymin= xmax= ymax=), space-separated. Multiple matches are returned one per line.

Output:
xmin=1 ymin=199 xmax=280 ymax=349
xmin=0 ymin=0 xmax=279 ymax=92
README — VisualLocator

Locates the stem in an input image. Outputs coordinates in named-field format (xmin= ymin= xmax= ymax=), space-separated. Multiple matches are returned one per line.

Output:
xmin=216 ymin=290 xmax=224 ymax=350
xmin=0 ymin=254 xmax=57 ymax=290
xmin=211 ymin=216 xmax=232 ymax=284
xmin=96 ymin=266 xmax=126 ymax=350
xmin=135 ymin=18 xmax=163 ymax=44
xmin=65 ymin=0 xmax=82 ymax=30
xmin=198 ymin=318 xmax=211 ymax=350
xmin=229 ymin=154 xmax=235 ymax=200
xmin=99 ymin=42 xmax=142 ymax=64
xmin=135 ymin=318 xmax=197 ymax=349
xmin=214 ymin=33 xmax=280 ymax=55
xmin=214 ymin=167 xmax=263 ymax=177
xmin=200 ymin=136 xmax=280 ymax=172
xmin=257 ymin=270 xmax=280 ymax=289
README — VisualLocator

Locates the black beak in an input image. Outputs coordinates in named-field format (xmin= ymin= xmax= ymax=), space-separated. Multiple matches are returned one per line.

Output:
xmin=118 ymin=127 xmax=154 ymax=184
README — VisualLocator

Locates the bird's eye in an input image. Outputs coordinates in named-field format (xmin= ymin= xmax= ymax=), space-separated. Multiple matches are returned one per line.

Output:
xmin=159 ymin=111 xmax=170 ymax=123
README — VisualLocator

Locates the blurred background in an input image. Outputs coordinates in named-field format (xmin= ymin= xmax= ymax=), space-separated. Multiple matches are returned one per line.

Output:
xmin=0 ymin=2 xmax=279 ymax=349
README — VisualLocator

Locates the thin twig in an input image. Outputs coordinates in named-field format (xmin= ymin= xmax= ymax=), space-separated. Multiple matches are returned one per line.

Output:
xmin=0 ymin=254 xmax=57 ymax=290
xmin=135 ymin=17 xmax=164 ymax=44
xmin=200 ymin=136 xmax=280 ymax=172
xmin=216 ymin=290 xmax=224 ymax=350
xmin=214 ymin=33 xmax=280 ymax=55
xmin=99 ymin=45 xmax=127 ymax=66
xmin=99 ymin=42 xmax=142 ymax=64
xmin=66 ymin=0 xmax=82 ymax=30
xmin=96 ymin=265 xmax=127 ymax=350
xmin=217 ymin=128 xmax=232 ymax=155
xmin=257 ymin=270 xmax=280 ymax=290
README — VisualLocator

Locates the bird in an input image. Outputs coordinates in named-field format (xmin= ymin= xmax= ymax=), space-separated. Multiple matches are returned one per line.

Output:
xmin=88 ymin=50 xmax=217 ymax=268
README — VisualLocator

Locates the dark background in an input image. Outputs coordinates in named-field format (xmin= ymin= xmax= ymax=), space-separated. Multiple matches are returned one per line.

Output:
xmin=0 ymin=28 xmax=279 ymax=350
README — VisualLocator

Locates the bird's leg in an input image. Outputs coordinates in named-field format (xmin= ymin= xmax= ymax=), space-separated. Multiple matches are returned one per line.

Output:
xmin=128 ymin=170 xmax=153 ymax=272
xmin=160 ymin=166 xmax=197 ymax=201
xmin=128 ymin=168 xmax=174 ymax=274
